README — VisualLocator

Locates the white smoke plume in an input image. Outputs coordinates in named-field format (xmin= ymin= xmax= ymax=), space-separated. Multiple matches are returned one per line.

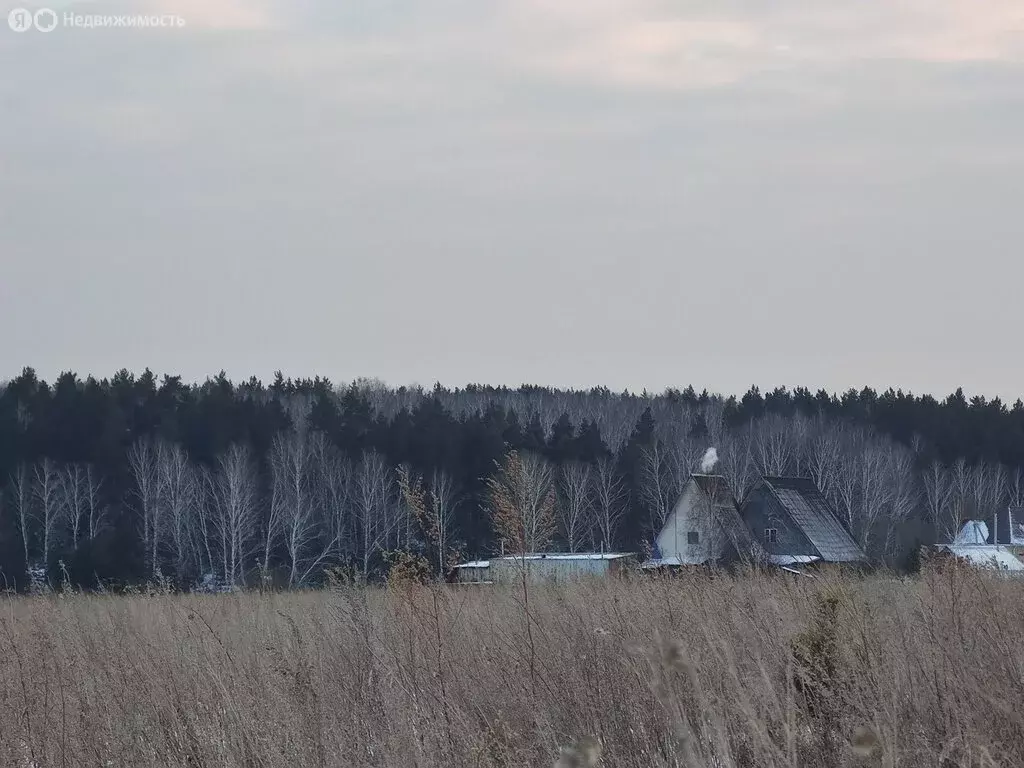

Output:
xmin=700 ymin=447 xmax=719 ymax=473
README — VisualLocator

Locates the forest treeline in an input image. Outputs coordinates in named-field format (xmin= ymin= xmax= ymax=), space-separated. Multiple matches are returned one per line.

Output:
xmin=2 ymin=367 xmax=1024 ymax=589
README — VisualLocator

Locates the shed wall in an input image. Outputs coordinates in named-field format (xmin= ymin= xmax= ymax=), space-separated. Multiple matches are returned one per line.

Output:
xmin=489 ymin=557 xmax=625 ymax=584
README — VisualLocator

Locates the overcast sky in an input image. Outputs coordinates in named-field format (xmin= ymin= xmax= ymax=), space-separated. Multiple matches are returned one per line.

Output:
xmin=1 ymin=0 xmax=1023 ymax=398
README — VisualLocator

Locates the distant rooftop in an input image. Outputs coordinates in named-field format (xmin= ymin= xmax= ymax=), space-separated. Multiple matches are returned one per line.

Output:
xmin=453 ymin=552 xmax=636 ymax=569
xmin=953 ymin=520 xmax=990 ymax=546
xmin=761 ymin=476 xmax=865 ymax=562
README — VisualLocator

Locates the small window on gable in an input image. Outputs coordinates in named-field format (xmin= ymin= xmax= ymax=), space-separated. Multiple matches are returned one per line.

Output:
xmin=687 ymin=531 xmax=699 ymax=545
xmin=765 ymin=528 xmax=778 ymax=543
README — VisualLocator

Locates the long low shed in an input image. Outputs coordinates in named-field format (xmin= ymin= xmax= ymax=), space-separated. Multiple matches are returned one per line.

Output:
xmin=451 ymin=552 xmax=638 ymax=584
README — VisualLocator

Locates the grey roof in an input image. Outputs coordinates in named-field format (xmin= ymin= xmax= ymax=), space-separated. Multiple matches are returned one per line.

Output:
xmin=953 ymin=520 xmax=989 ymax=546
xmin=761 ymin=477 xmax=866 ymax=562
xmin=690 ymin=474 xmax=766 ymax=561
xmin=690 ymin=473 xmax=738 ymax=507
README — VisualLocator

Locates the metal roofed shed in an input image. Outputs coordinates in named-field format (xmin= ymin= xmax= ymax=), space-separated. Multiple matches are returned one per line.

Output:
xmin=449 ymin=552 xmax=638 ymax=584
xmin=740 ymin=476 xmax=866 ymax=564
xmin=450 ymin=560 xmax=493 ymax=584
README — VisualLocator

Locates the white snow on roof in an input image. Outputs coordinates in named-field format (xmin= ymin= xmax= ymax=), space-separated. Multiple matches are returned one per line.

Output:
xmin=954 ymin=520 xmax=990 ymax=545
xmin=454 ymin=560 xmax=490 ymax=569
xmin=941 ymin=545 xmax=1024 ymax=572
xmin=769 ymin=554 xmax=821 ymax=566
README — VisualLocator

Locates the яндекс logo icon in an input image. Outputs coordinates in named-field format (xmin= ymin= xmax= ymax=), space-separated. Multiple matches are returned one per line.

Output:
xmin=8 ymin=8 xmax=33 ymax=31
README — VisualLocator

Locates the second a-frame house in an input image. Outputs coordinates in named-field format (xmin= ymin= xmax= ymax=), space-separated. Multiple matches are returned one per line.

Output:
xmin=653 ymin=474 xmax=765 ymax=567
xmin=740 ymin=476 xmax=866 ymax=565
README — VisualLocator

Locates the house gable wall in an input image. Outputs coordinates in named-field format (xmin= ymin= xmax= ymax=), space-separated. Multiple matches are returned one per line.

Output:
xmin=740 ymin=486 xmax=818 ymax=558
xmin=656 ymin=480 xmax=734 ymax=565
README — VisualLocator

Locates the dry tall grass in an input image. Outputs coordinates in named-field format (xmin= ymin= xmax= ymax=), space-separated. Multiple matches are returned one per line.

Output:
xmin=1 ymin=565 xmax=1022 ymax=767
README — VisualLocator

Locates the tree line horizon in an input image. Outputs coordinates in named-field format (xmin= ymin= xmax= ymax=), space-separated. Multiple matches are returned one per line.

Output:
xmin=2 ymin=366 xmax=1022 ymax=590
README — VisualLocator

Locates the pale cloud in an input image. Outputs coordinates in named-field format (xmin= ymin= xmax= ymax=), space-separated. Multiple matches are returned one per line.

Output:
xmin=493 ymin=0 xmax=1024 ymax=90
xmin=103 ymin=0 xmax=1021 ymax=96
xmin=187 ymin=0 xmax=1024 ymax=92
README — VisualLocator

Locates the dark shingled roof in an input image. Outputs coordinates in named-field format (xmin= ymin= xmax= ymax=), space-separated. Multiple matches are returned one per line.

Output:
xmin=761 ymin=476 xmax=866 ymax=562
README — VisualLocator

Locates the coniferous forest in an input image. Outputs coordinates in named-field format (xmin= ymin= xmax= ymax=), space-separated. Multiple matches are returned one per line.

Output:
xmin=2 ymin=367 xmax=1024 ymax=590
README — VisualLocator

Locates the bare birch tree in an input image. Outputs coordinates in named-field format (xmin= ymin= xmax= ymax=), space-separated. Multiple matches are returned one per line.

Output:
xmin=33 ymin=459 xmax=62 ymax=568
xmin=716 ymin=428 xmax=758 ymax=500
xmin=970 ymin=462 xmax=1006 ymax=528
xmin=806 ymin=420 xmax=843 ymax=500
xmin=948 ymin=458 xmax=972 ymax=537
xmin=312 ymin=437 xmax=355 ymax=564
xmin=269 ymin=430 xmax=336 ymax=587
xmin=520 ymin=452 xmax=557 ymax=553
xmin=58 ymin=464 xmax=88 ymax=550
xmin=923 ymin=461 xmax=955 ymax=543
xmin=83 ymin=465 xmax=107 ymax=542
xmin=639 ymin=442 xmax=678 ymax=538
xmin=157 ymin=442 xmax=202 ymax=581
xmin=753 ymin=414 xmax=795 ymax=476
xmin=556 ymin=462 xmax=592 ymax=553
xmin=430 ymin=469 xmax=460 ymax=573
xmin=882 ymin=445 xmax=918 ymax=559
xmin=210 ymin=443 xmax=258 ymax=586
xmin=832 ymin=432 xmax=888 ymax=557
xmin=128 ymin=438 xmax=162 ymax=577
xmin=855 ymin=443 xmax=890 ymax=558
xmin=8 ymin=465 xmax=33 ymax=568
xmin=591 ymin=456 xmax=626 ymax=552
xmin=354 ymin=450 xmax=399 ymax=577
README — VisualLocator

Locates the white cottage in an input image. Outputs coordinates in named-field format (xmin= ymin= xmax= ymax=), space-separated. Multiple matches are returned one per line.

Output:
xmin=650 ymin=474 xmax=764 ymax=567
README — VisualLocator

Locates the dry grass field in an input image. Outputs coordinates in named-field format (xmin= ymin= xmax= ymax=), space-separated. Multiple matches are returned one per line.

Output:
xmin=1 ymin=565 xmax=1022 ymax=767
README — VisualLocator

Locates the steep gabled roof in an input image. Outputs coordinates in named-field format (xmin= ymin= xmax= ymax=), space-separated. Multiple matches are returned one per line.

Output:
xmin=953 ymin=520 xmax=990 ymax=546
xmin=690 ymin=474 xmax=766 ymax=561
xmin=761 ymin=477 xmax=865 ymax=562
